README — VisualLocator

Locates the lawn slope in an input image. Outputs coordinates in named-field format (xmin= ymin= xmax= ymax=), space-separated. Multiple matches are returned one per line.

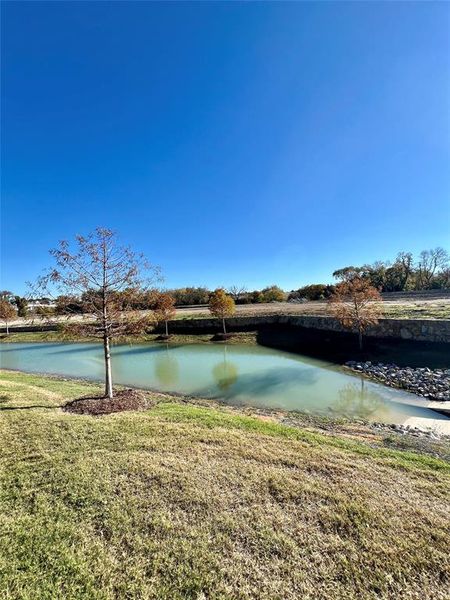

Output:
xmin=0 ymin=370 xmax=449 ymax=600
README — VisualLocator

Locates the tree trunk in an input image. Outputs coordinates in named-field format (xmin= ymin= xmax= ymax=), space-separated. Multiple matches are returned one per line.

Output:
xmin=6 ymin=321 xmax=9 ymax=336
xmin=103 ymin=334 xmax=113 ymax=398
xmin=358 ymin=330 xmax=363 ymax=351
xmin=165 ymin=320 xmax=169 ymax=336
xmin=222 ymin=317 xmax=226 ymax=334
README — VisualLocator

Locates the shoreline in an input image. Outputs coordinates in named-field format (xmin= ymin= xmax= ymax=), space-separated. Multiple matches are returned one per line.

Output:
xmin=1 ymin=366 xmax=449 ymax=441
xmin=344 ymin=361 xmax=450 ymax=404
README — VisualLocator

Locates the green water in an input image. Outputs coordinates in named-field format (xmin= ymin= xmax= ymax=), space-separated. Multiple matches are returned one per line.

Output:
xmin=1 ymin=342 xmax=448 ymax=427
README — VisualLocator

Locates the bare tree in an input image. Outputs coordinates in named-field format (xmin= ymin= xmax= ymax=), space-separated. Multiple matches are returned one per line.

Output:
xmin=227 ymin=285 xmax=247 ymax=302
xmin=34 ymin=228 xmax=160 ymax=398
xmin=0 ymin=299 xmax=17 ymax=335
xmin=328 ymin=276 xmax=383 ymax=350
xmin=416 ymin=247 xmax=449 ymax=289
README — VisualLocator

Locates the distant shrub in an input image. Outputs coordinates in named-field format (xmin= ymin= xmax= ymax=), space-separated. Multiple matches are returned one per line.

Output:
xmin=236 ymin=294 xmax=251 ymax=304
xmin=249 ymin=290 xmax=264 ymax=303
xmin=296 ymin=284 xmax=334 ymax=301
xmin=261 ymin=285 xmax=286 ymax=303
xmin=55 ymin=295 xmax=84 ymax=315
xmin=171 ymin=287 xmax=211 ymax=305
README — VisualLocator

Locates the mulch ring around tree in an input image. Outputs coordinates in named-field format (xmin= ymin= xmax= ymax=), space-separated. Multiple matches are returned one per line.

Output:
xmin=63 ymin=388 xmax=154 ymax=416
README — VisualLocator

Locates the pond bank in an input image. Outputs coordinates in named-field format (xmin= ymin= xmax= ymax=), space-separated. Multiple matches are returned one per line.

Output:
xmin=1 ymin=368 xmax=449 ymax=454
xmin=2 ymin=359 xmax=450 ymax=440
xmin=345 ymin=361 xmax=450 ymax=402
xmin=4 ymin=340 xmax=450 ymax=426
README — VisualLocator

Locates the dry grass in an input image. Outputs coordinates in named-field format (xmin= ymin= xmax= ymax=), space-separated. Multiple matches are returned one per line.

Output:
xmin=174 ymin=300 xmax=450 ymax=320
xmin=0 ymin=370 xmax=449 ymax=599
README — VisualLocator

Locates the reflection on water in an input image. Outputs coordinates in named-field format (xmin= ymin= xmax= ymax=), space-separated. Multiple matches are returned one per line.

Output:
xmin=203 ymin=365 xmax=319 ymax=401
xmin=1 ymin=341 xmax=449 ymax=428
xmin=154 ymin=345 xmax=179 ymax=386
xmin=334 ymin=379 xmax=389 ymax=420
xmin=212 ymin=347 xmax=238 ymax=391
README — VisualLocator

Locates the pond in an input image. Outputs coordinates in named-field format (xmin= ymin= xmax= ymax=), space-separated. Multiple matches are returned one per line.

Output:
xmin=1 ymin=342 xmax=449 ymax=431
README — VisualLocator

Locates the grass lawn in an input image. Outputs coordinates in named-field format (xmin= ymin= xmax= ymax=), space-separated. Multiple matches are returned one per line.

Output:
xmin=0 ymin=370 xmax=449 ymax=600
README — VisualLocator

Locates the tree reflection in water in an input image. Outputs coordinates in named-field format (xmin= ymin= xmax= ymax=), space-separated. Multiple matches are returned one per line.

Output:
xmin=212 ymin=346 xmax=239 ymax=392
xmin=154 ymin=345 xmax=179 ymax=387
xmin=335 ymin=377 xmax=391 ymax=420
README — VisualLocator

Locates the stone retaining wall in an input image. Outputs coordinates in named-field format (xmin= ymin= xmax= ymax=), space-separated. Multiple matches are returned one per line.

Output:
xmin=2 ymin=316 xmax=450 ymax=344
xmin=165 ymin=315 xmax=450 ymax=344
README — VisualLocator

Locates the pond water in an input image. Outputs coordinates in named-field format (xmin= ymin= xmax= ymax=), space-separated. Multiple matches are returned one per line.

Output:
xmin=1 ymin=342 xmax=449 ymax=430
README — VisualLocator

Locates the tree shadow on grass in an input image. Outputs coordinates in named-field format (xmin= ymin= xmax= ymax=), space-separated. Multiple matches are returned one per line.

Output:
xmin=0 ymin=404 xmax=56 ymax=411
xmin=0 ymin=391 xmax=59 ymax=411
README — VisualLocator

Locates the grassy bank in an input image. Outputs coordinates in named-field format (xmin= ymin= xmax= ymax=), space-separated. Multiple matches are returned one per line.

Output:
xmin=0 ymin=330 xmax=258 ymax=345
xmin=1 ymin=370 xmax=449 ymax=599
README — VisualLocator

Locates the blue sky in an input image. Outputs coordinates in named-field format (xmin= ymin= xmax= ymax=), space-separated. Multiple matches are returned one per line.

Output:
xmin=2 ymin=1 xmax=449 ymax=295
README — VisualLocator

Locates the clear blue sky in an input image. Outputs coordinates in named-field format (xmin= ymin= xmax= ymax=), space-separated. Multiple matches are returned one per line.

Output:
xmin=2 ymin=1 xmax=449 ymax=295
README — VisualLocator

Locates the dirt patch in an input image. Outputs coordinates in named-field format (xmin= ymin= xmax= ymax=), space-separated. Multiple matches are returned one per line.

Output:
xmin=63 ymin=388 xmax=153 ymax=416
xmin=211 ymin=332 xmax=234 ymax=341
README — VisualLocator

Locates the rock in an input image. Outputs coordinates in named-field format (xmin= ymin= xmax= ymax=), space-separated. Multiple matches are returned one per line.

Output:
xmin=345 ymin=361 xmax=450 ymax=402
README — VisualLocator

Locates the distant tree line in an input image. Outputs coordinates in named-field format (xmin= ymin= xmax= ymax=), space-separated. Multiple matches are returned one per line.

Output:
xmin=288 ymin=247 xmax=450 ymax=301
xmin=167 ymin=285 xmax=287 ymax=306
xmin=330 ymin=247 xmax=449 ymax=292
xmin=2 ymin=247 xmax=449 ymax=325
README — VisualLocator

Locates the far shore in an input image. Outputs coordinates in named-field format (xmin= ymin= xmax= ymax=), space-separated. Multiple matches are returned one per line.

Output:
xmin=5 ymin=294 xmax=450 ymax=330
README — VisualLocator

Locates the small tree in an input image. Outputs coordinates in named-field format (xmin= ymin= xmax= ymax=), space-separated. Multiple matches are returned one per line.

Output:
xmin=209 ymin=288 xmax=235 ymax=334
xmin=0 ymin=299 xmax=17 ymax=334
xmin=328 ymin=276 xmax=382 ymax=350
xmin=34 ymin=228 xmax=160 ymax=398
xmin=154 ymin=292 xmax=176 ymax=336
xmin=14 ymin=296 xmax=29 ymax=318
